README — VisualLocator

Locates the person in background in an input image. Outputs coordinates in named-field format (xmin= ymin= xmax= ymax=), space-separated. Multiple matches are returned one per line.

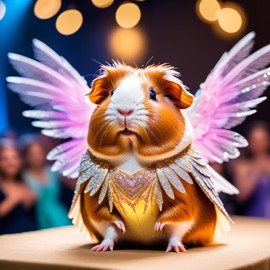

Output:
xmin=232 ymin=121 xmax=270 ymax=218
xmin=23 ymin=141 xmax=71 ymax=229
xmin=0 ymin=140 xmax=37 ymax=234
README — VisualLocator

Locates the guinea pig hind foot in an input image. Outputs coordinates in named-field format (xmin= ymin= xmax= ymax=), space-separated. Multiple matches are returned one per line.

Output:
xmin=90 ymin=226 xmax=119 ymax=252
xmin=155 ymin=221 xmax=193 ymax=252
xmin=166 ymin=235 xmax=186 ymax=253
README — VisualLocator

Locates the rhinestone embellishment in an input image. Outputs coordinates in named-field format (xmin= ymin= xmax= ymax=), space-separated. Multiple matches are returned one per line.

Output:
xmin=70 ymin=145 xmax=233 ymax=223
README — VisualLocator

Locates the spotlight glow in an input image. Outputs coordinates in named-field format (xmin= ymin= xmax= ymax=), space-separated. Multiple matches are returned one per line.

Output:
xmin=213 ymin=2 xmax=247 ymax=38
xmin=56 ymin=9 xmax=83 ymax=36
xmin=91 ymin=0 xmax=114 ymax=8
xmin=109 ymin=28 xmax=146 ymax=61
xmin=218 ymin=7 xmax=242 ymax=33
xmin=115 ymin=2 xmax=141 ymax=29
xmin=196 ymin=0 xmax=221 ymax=23
xmin=0 ymin=1 xmax=6 ymax=21
xmin=34 ymin=0 xmax=61 ymax=20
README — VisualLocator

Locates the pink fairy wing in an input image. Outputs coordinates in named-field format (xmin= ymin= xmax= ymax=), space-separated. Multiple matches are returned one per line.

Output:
xmin=186 ymin=32 xmax=270 ymax=164
xmin=7 ymin=40 xmax=96 ymax=178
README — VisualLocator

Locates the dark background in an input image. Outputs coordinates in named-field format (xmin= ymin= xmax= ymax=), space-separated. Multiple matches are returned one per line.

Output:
xmin=1 ymin=0 xmax=270 ymax=136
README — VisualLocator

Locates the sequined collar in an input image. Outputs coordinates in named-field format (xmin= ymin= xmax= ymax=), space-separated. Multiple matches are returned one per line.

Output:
xmin=71 ymin=145 xmax=232 ymax=223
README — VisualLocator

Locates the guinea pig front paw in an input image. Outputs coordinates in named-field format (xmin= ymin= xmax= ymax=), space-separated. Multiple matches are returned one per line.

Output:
xmin=113 ymin=220 xmax=126 ymax=233
xmin=154 ymin=221 xmax=166 ymax=232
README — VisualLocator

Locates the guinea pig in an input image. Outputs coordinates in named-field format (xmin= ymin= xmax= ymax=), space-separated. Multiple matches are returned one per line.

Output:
xmin=69 ymin=62 xmax=230 ymax=252
xmin=87 ymin=63 xmax=193 ymax=167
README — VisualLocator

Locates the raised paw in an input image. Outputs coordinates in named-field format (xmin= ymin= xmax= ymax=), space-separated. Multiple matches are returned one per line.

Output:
xmin=166 ymin=238 xmax=186 ymax=253
xmin=90 ymin=239 xmax=114 ymax=252
xmin=154 ymin=221 xmax=166 ymax=232
xmin=113 ymin=220 xmax=126 ymax=233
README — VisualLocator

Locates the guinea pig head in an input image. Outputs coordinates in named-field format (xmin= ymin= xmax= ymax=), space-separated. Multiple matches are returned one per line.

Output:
xmin=87 ymin=62 xmax=194 ymax=163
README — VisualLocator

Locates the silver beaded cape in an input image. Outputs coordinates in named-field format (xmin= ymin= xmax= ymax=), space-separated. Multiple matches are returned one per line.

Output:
xmin=70 ymin=144 xmax=232 ymax=224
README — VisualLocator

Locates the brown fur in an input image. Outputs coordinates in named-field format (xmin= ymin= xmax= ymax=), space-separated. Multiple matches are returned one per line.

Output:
xmin=80 ymin=182 xmax=123 ymax=241
xmin=87 ymin=63 xmax=193 ymax=161
xmin=144 ymin=65 xmax=193 ymax=109
xmin=157 ymin=177 xmax=216 ymax=247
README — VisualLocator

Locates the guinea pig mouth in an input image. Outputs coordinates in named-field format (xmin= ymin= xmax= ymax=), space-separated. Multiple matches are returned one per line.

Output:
xmin=119 ymin=128 xmax=137 ymax=136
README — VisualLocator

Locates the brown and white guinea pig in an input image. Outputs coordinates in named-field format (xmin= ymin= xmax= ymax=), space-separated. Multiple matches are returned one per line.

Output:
xmin=88 ymin=63 xmax=193 ymax=167
xmin=76 ymin=62 xmax=223 ymax=252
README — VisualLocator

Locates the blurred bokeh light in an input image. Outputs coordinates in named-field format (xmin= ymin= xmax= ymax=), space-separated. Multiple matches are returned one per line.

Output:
xmin=0 ymin=0 xmax=6 ymax=21
xmin=91 ymin=0 xmax=114 ymax=8
xmin=218 ymin=7 xmax=242 ymax=33
xmin=115 ymin=2 xmax=141 ymax=29
xmin=56 ymin=9 xmax=83 ymax=36
xmin=196 ymin=0 xmax=221 ymax=23
xmin=196 ymin=0 xmax=246 ymax=38
xmin=109 ymin=27 xmax=146 ymax=61
xmin=217 ymin=3 xmax=245 ymax=34
xmin=34 ymin=0 xmax=61 ymax=20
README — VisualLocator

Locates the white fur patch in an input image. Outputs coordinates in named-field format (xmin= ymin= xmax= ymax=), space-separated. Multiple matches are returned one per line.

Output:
xmin=104 ymin=226 xmax=118 ymax=242
xmin=105 ymin=72 xmax=148 ymax=129
xmin=112 ymin=72 xmax=145 ymax=106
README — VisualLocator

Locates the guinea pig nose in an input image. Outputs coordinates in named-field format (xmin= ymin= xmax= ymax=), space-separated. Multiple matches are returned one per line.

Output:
xmin=117 ymin=109 xmax=134 ymax=116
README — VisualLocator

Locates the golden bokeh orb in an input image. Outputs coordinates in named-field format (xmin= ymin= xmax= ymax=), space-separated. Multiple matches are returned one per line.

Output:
xmin=115 ymin=2 xmax=141 ymax=29
xmin=91 ymin=0 xmax=114 ymax=8
xmin=196 ymin=0 xmax=221 ymax=23
xmin=213 ymin=2 xmax=246 ymax=38
xmin=218 ymin=7 xmax=242 ymax=33
xmin=109 ymin=28 xmax=146 ymax=61
xmin=56 ymin=9 xmax=83 ymax=36
xmin=34 ymin=0 xmax=62 ymax=20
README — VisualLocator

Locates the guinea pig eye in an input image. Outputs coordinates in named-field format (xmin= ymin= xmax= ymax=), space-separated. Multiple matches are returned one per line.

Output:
xmin=111 ymin=90 xmax=114 ymax=96
xmin=149 ymin=87 xmax=157 ymax=101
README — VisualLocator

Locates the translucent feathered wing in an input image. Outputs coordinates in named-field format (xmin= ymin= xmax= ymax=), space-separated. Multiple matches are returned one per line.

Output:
xmin=185 ymin=32 xmax=270 ymax=193
xmin=7 ymin=39 xmax=96 ymax=178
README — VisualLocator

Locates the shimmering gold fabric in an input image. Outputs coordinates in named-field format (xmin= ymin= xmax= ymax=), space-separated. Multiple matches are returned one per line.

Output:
xmin=113 ymin=187 xmax=160 ymax=244
xmin=71 ymin=144 xmax=231 ymax=224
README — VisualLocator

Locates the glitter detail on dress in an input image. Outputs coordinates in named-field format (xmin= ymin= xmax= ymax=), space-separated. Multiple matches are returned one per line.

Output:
xmin=71 ymin=145 xmax=233 ymax=223
xmin=109 ymin=167 xmax=156 ymax=214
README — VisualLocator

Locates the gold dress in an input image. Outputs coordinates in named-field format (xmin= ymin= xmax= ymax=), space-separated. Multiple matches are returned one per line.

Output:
xmin=109 ymin=166 xmax=161 ymax=243
xmin=69 ymin=144 xmax=232 ymax=243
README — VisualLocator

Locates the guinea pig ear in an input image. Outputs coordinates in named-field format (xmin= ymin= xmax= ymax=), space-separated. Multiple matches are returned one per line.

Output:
xmin=88 ymin=63 xmax=134 ymax=104
xmin=165 ymin=77 xmax=194 ymax=109
xmin=88 ymin=75 xmax=110 ymax=104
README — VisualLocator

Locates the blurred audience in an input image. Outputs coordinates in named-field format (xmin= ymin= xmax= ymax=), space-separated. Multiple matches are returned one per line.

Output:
xmin=231 ymin=121 xmax=270 ymax=218
xmin=0 ymin=140 xmax=37 ymax=234
xmin=23 ymin=141 xmax=71 ymax=229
